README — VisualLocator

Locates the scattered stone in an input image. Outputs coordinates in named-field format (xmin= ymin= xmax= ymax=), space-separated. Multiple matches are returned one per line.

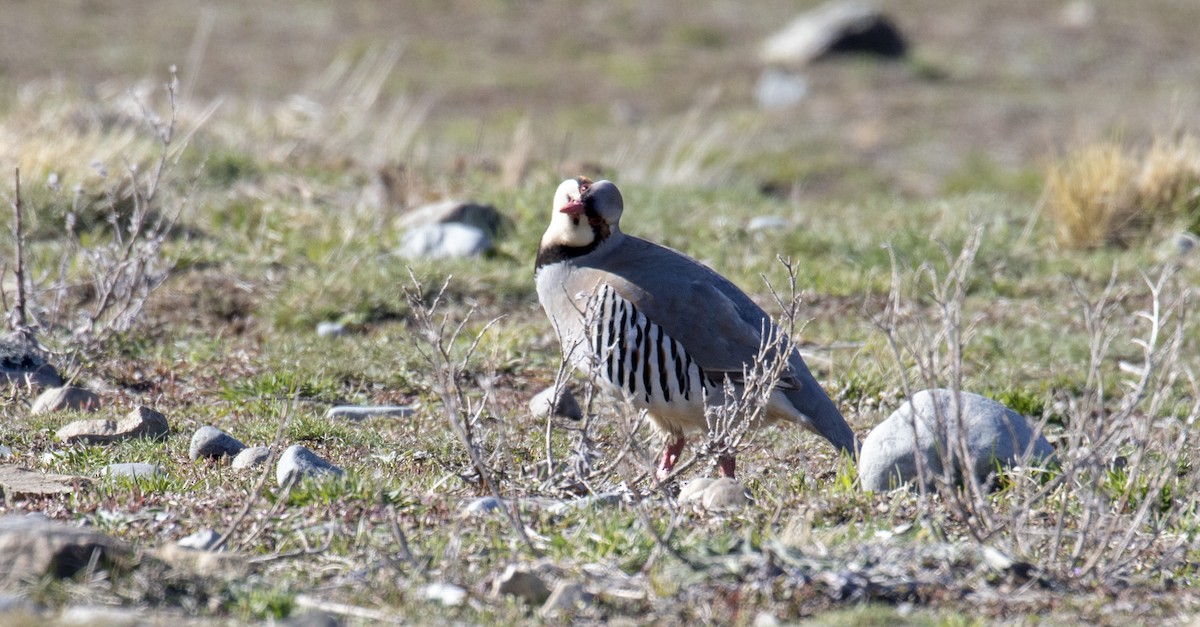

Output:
xmin=32 ymin=386 xmax=100 ymax=415
xmin=153 ymin=543 xmax=249 ymax=578
xmin=858 ymin=388 xmax=1056 ymax=492
xmin=493 ymin=564 xmax=552 ymax=605
xmin=0 ymin=333 xmax=62 ymax=390
xmin=1059 ymin=0 xmax=1096 ymax=30
xmin=701 ymin=478 xmax=751 ymax=511
xmin=397 ymin=199 xmax=504 ymax=236
xmin=760 ymin=0 xmax=908 ymax=66
xmin=55 ymin=406 xmax=169 ymax=444
xmin=755 ymin=70 xmax=809 ymax=110
xmin=528 ymin=386 xmax=583 ymax=421
xmin=0 ymin=515 xmax=132 ymax=586
xmin=189 ymin=425 xmax=247 ymax=461
xmin=0 ymin=444 xmax=12 ymax=460
xmin=540 ymin=580 xmax=591 ymax=616
xmin=276 ymin=445 xmax=343 ymax=487
xmin=747 ymin=215 xmax=791 ymax=232
xmin=325 ymin=405 xmax=415 ymax=421
xmin=59 ymin=606 xmax=144 ymax=626
xmin=315 ymin=321 xmax=347 ymax=338
xmin=421 ymin=582 xmax=468 ymax=607
xmin=754 ymin=612 xmax=782 ymax=627
xmin=0 ymin=465 xmax=91 ymax=496
xmin=232 ymin=446 xmax=272 ymax=471
xmin=177 ymin=528 xmax=221 ymax=551
xmin=678 ymin=478 xmax=716 ymax=503
xmin=397 ymin=223 xmax=492 ymax=260
xmin=100 ymin=463 xmax=164 ymax=480
xmin=1173 ymin=231 xmax=1198 ymax=256
xmin=463 ymin=496 xmax=504 ymax=515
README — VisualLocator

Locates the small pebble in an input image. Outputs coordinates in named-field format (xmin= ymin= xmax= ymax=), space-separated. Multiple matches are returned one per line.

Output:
xmin=100 ymin=463 xmax=164 ymax=479
xmin=324 ymin=405 xmax=415 ymax=420
xmin=493 ymin=565 xmax=551 ymax=605
xmin=231 ymin=446 xmax=272 ymax=470
xmin=189 ymin=426 xmax=247 ymax=460
xmin=316 ymin=321 xmax=346 ymax=338
xmin=421 ymin=582 xmax=468 ymax=607
xmin=463 ymin=496 xmax=504 ymax=515
xmin=177 ymin=528 xmax=221 ymax=551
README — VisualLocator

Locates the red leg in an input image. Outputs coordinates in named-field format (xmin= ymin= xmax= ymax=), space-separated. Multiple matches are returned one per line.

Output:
xmin=656 ymin=436 xmax=686 ymax=482
xmin=718 ymin=455 xmax=736 ymax=479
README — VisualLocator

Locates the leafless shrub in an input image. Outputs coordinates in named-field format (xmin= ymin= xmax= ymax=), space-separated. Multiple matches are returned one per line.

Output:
xmin=3 ymin=68 xmax=191 ymax=363
xmin=401 ymin=270 xmax=541 ymax=557
xmin=876 ymin=226 xmax=1200 ymax=584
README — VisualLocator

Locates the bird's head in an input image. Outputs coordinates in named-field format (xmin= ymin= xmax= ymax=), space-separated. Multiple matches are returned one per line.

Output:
xmin=543 ymin=177 xmax=623 ymax=249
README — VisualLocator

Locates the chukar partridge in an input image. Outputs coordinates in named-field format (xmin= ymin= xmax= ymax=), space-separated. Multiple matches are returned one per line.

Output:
xmin=535 ymin=177 xmax=857 ymax=481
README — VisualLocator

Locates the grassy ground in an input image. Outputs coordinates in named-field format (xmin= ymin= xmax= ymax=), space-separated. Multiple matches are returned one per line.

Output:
xmin=2 ymin=1 xmax=1200 ymax=624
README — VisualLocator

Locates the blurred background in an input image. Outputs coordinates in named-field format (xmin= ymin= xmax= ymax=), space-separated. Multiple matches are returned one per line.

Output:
xmin=4 ymin=0 xmax=1198 ymax=202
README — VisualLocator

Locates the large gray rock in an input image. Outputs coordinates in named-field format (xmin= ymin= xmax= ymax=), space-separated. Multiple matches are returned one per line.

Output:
xmin=859 ymin=389 xmax=1055 ymax=492
xmin=32 ymin=386 xmax=100 ymax=415
xmin=55 ymin=406 xmax=169 ymax=444
xmin=0 ymin=515 xmax=132 ymax=587
xmin=759 ymin=1 xmax=907 ymax=66
xmin=397 ymin=223 xmax=492 ymax=260
xmin=189 ymin=426 xmax=247 ymax=461
xmin=397 ymin=199 xmax=503 ymax=236
xmin=276 ymin=445 xmax=343 ymax=487
xmin=0 ymin=333 xmax=61 ymax=390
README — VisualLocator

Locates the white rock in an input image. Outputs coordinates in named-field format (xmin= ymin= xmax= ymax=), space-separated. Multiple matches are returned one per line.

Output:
xmin=189 ymin=426 xmax=246 ymax=460
xmin=325 ymin=405 xmax=415 ymax=421
xmin=32 ymin=386 xmax=100 ymax=415
xmin=397 ymin=223 xmax=492 ymax=260
xmin=858 ymin=389 xmax=1055 ymax=492
xmin=701 ymin=478 xmax=751 ymax=511
xmin=275 ymin=445 xmax=343 ymax=487
xmin=101 ymin=463 xmax=164 ymax=479
xmin=60 ymin=606 xmax=143 ymax=626
xmin=421 ymin=582 xmax=468 ymax=606
xmin=528 ymin=386 xmax=582 ymax=421
xmin=463 ymin=496 xmax=504 ymax=515
xmin=231 ymin=446 xmax=272 ymax=471
xmin=493 ymin=565 xmax=551 ymax=605
xmin=177 ymin=528 xmax=221 ymax=551
xmin=315 ymin=321 xmax=346 ymax=337
xmin=0 ymin=445 xmax=12 ymax=460
xmin=747 ymin=215 xmax=792 ymax=232
xmin=678 ymin=478 xmax=716 ymax=503
xmin=760 ymin=1 xmax=907 ymax=66
xmin=755 ymin=70 xmax=809 ymax=110
xmin=397 ymin=199 xmax=503 ymax=236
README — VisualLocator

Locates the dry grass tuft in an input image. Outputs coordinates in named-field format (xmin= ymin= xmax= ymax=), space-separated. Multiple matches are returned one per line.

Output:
xmin=1045 ymin=136 xmax=1200 ymax=248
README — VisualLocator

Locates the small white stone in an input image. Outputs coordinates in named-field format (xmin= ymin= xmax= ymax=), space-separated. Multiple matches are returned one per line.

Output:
xmin=422 ymin=582 xmax=468 ymax=606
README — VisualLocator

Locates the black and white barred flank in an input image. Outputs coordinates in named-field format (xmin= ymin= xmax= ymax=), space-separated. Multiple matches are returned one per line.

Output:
xmin=584 ymin=284 xmax=709 ymax=409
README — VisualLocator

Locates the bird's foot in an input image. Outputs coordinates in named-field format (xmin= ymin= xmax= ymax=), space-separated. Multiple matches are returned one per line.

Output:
xmin=656 ymin=436 xmax=687 ymax=483
xmin=718 ymin=455 xmax=736 ymax=479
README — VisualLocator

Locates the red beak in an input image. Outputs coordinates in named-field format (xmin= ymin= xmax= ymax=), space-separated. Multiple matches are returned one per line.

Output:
xmin=559 ymin=199 xmax=585 ymax=217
